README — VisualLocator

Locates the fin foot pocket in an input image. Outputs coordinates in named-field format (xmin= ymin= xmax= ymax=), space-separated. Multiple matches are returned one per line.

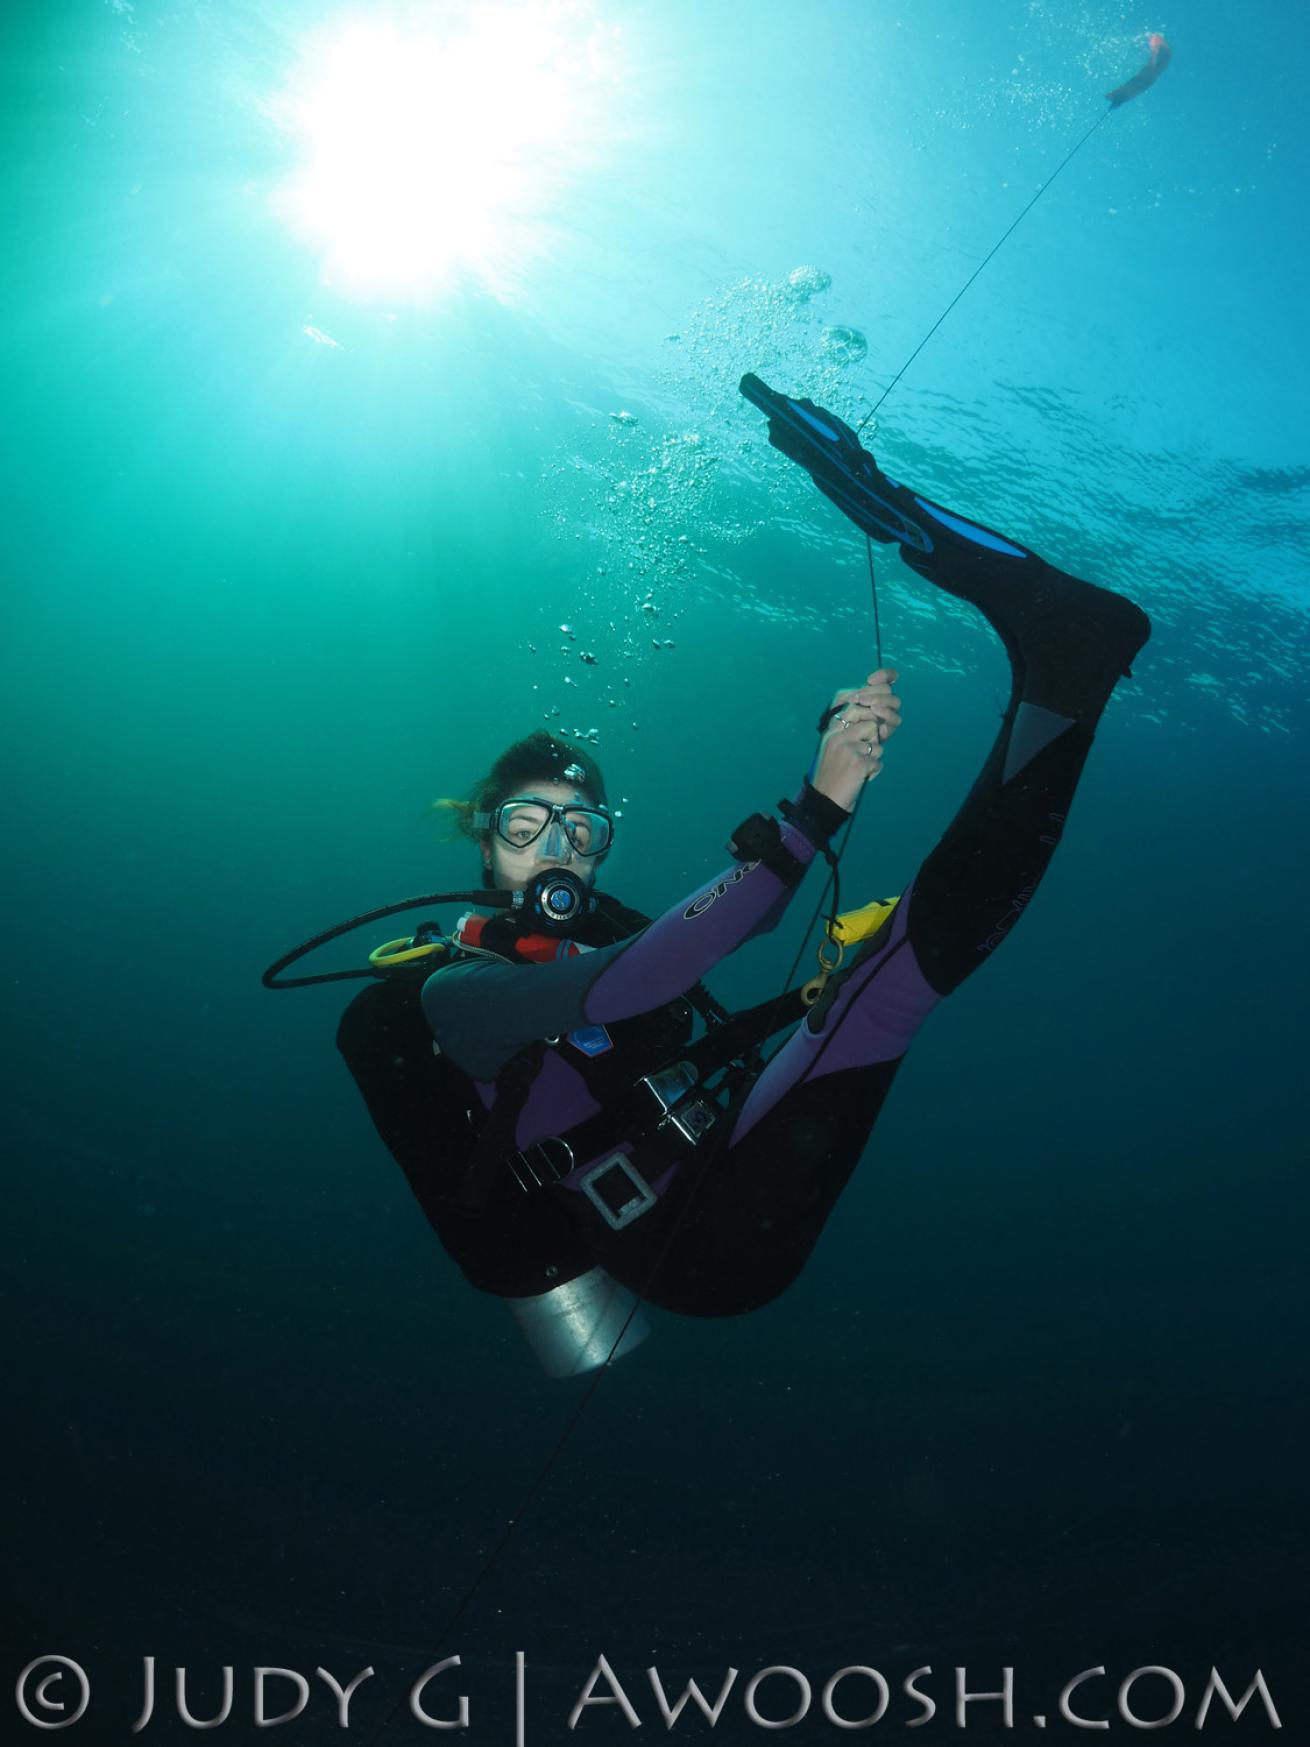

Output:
xmin=899 ymin=539 xmax=1150 ymax=719
xmin=1015 ymin=594 xmax=1151 ymax=723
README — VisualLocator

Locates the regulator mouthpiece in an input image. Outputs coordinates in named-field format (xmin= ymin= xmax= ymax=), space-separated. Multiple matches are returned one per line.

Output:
xmin=517 ymin=867 xmax=592 ymax=931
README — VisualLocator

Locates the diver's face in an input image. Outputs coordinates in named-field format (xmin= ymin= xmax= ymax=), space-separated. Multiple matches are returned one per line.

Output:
xmin=481 ymin=777 xmax=601 ymax=893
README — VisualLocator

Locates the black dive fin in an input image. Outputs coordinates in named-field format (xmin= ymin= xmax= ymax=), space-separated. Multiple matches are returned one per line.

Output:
xmin=739 ymin=373 xmax=934 ymax=553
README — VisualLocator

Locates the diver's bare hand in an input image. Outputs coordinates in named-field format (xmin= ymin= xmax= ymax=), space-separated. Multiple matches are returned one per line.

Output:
xmin=811 ymin=669 xmax=901 ymax=813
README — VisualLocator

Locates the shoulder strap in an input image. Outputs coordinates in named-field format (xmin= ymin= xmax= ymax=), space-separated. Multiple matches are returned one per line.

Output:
xmin=458 ymin=1042 xmax=548 ymax=1211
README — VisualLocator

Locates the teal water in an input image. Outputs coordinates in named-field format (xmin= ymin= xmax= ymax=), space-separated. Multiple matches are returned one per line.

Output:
xmin=5 ymin=0 xmax=1307 ymax=1740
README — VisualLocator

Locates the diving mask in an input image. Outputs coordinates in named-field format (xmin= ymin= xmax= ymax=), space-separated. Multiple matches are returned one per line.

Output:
xmin=475 ymin=795 xmax=613 ymax=859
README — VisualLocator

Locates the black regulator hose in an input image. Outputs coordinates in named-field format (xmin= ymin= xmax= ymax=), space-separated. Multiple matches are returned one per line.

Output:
xmin=261 ymin=890 xmax=513 ymax=990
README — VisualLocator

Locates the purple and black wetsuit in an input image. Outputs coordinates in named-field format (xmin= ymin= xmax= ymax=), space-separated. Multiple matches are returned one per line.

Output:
xmin=412 ymin=489 xmax=1150 ymax=1317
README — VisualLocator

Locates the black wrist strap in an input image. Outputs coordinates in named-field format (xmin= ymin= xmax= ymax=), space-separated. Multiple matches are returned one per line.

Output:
xmin=727 ymin=812 xmax=806 ymax=888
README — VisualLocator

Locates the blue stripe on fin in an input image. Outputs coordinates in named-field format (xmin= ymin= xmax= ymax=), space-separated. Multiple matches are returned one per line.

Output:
xmin=912 ymin=498 xmax=1029 ymax=557
xmin=789 ymin=404 xmax=844 ymax=442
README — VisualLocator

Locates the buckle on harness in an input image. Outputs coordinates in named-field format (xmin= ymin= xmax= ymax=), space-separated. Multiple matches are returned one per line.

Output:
xmin=578 ymin=1152 xmax=658 ymax=1230
xmin=640 ymin=1061 xmax=719 ymax=1145
xmin=639 ymin=1060 xmax=698 ymax=1115
xmin=668 ymin=1098 xmax=717 ymax=1145
xmin=639 ymin=1058 xmax=720 ymax=1147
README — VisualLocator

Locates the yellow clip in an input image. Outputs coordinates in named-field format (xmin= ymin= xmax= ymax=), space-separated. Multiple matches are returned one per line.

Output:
xmin=827 ymin=896 xmax=900 ymax=947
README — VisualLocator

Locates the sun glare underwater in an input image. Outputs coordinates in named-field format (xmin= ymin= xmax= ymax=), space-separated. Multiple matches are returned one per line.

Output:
xmin=265 ymin=2 xmax=621 ymax=303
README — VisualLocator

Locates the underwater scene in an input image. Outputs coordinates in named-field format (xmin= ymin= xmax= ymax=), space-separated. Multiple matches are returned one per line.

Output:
xmin=5 ymin=0 xmax=1307 ymax=1741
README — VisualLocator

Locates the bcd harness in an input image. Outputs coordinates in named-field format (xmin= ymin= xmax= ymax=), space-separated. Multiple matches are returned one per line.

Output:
xmin=448 ymin=810 xmax=900 ymax=1235
xmin=457 ymin=979 xmax=815 ymax=1230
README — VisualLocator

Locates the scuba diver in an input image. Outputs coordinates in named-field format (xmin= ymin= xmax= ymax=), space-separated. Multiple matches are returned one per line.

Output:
xmin=329 ymin=376 xmax=1150 ymax=1376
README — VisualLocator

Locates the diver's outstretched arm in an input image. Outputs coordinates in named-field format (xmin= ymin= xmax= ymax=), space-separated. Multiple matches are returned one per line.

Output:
xmin=422 ymin=778 xmax=849 ymax=1083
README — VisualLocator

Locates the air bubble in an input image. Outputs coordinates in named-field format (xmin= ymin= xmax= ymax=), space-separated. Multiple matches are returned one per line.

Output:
xmin=786 ymin=264 xmax=832 ymax=302
xmin=822 ymin=324 xmax=868 ymax=366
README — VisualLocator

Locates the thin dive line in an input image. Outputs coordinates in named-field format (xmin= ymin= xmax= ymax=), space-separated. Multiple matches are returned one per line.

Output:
xmin=856 ymin=110 xmax=1110 ymax=433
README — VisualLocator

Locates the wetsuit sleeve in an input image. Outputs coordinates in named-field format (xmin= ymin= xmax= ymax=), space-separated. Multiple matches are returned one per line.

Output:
xmin=422 ymin=782 xmax=846 ymax=1082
